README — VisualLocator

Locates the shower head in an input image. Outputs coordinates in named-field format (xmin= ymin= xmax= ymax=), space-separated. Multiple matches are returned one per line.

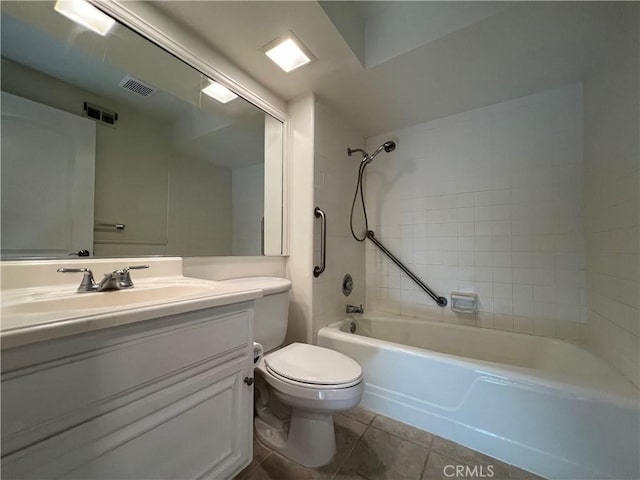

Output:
xmin=380 ymin=141 xmax=396 ymax=153
xmin=347 ymin=140 xmax=396 ymax=163
xmin=369 ymin=140 xmax=396 ymax=161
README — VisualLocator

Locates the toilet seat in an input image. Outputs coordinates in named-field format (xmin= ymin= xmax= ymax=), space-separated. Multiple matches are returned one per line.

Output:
xmin=266 ymin=365 xmax=362 ymax=389
xmin=265 ymin=342 xmax=362 ymax=387
xmin=256 ymin=359 xmax=363 ymax=402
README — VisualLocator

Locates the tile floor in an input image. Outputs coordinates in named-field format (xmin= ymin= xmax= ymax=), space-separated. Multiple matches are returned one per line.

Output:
xmin=235 ymin=406 xmax=545 ymax=480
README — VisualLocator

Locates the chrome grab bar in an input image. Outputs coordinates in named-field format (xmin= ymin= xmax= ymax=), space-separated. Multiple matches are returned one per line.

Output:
xmin=367 ymin=230 xmax=447 ymax=307
xmin=314 ymin=207 xmax=326 ymax=277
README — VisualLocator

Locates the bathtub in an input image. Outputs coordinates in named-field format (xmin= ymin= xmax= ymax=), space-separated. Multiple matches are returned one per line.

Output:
xmin=317 ymin=315 xmax=640 ymax=480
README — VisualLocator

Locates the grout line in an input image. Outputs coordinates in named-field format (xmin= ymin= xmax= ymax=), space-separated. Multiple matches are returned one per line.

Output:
xmin=420 ymin=450 xmax=432 ymax=480
xmin=366 ymin=424 xmax=433 ymax=451
xmin=330 ymin=418 xmax=374 ymax=480
xmin=339 ymin=410 xmax=378 ymax=427
xmin=254 ymin=451 xmax=272 ymax=469
xmin=238 ymin=440 xmax=273 ymax=479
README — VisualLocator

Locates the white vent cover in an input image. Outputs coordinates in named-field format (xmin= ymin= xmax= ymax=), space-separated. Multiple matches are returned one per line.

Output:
xmin=118 ymin=75 xmax=158 ymax=97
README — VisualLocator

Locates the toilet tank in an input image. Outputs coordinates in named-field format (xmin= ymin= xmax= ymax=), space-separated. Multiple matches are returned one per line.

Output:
xmin=221 ymin=277 xmax=291 ymax=352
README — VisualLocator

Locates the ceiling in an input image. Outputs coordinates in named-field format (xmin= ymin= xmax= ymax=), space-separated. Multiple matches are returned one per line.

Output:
xmin=151 ymin=1 xmax=618 ymax=138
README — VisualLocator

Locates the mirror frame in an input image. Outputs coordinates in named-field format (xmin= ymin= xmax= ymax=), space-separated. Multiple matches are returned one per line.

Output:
xmin=88 ymin=0 xmax=290 ymax=255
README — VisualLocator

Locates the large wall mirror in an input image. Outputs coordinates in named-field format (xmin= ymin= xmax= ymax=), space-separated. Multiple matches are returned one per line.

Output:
xmin=0 ymin=1 xmax=285 ymax=259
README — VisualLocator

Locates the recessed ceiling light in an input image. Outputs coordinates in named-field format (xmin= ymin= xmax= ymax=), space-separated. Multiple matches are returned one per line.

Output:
xmin=201 ymin=81 xmax=238 ymax=104
xmin=264 ymin=32 xmax=315 ymax=73
xmin=54 ymin=0 xmax=116 ymax=36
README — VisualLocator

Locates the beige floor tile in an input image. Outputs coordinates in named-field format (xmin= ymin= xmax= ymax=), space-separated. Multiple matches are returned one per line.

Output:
xmin=340 ymin=405 xmax=376 ymax=425
xmin=234 ymin=438 xmax=272 ymax=480
xmin=432 ymin=436 xmax=490 ymax=465
xmin=309 ymin=414 xmax=369 ymax=479
xmin=422 ymin=451 xmax=509 ymax=480
xmin=244 ymin=452 xmax=316 ymax=480
xmin=370 ymin=415 xmax=433 ymax=448
xmin=332 ymin=473 xmax=368 ymax=480
xmin=422 ymin=452 xmax=457 ymax=480
xmin=337 ymin=425 xmax=429 ymax=480
xmin=430 ymin=436 xmax=509 ymax=479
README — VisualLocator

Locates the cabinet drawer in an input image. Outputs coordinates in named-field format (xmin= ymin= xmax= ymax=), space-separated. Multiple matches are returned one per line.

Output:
xmin=2 ymin=305 xmax=252 ymax=455
xmin=2 ymin=353 xmax=253 ymax=480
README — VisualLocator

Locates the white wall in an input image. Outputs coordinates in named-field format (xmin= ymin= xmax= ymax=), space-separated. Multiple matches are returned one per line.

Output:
xmin=365 ymin=84 xmax=586 ymax=341
xmin=584 ymin=3 xmax=639 ymax=387
xmin=183 ymin=256 xmax=285 ymax=280
xmin=312 ymin=99 xmax=366 ymax=342
xmin=232 ymin=164 xmax=264 ymax=256
xmin=284 ymin=95 xmax=316 ymax=344
xmin=167 ymin=154 xmax=232 ymax=256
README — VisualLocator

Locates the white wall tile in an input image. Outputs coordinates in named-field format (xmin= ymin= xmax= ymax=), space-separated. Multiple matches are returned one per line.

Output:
xmin=365 ymin=84 xmax=585 ymax=340
xmin=583 ymin=9 xmax=639 ymax=387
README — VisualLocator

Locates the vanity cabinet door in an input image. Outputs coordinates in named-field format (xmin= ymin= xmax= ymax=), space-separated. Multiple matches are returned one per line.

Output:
xmin=2 ymin=353 xmax=254 ymax=480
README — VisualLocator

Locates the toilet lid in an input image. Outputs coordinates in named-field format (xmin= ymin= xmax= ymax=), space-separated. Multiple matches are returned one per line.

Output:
xmin=265 ymin=343 xmax=362 ymax=386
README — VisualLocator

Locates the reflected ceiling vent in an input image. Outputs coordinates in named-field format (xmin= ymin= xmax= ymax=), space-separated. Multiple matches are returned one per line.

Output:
xmin=83 ymin=102 xmax=118 ymax=128
xmin=118 ymin=75 xmax=158 ymax=97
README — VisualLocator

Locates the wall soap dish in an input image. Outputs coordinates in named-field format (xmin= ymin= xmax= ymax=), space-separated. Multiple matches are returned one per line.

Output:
xmin=450 ymin=292 xmax=477 ymax=314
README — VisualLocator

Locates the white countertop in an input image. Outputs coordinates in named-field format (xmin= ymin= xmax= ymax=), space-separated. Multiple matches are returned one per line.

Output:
xmin=0 ymin=258 xmax=263 ymax=349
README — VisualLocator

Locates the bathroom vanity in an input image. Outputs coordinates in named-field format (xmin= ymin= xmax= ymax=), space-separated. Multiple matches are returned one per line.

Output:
xmin=1 ymin=258 xmax=261 ymax=479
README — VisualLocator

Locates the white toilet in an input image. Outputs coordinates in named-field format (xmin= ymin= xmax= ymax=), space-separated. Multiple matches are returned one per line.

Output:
xmin=222 ymin=277 xmax=364 ymax=468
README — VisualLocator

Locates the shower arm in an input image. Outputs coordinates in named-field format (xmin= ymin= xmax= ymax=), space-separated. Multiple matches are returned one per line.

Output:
xmin=347 ymin=147 xmax=370 ymax=162
xmin=367 ymin=231 xmax=448 ymax=307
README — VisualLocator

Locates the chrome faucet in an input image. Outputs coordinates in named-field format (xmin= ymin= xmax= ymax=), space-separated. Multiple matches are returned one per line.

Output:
xmin=346 ymin=304 xmax=364 ymax=314
xmin=57 ymin=265 xmax=149 ymax=293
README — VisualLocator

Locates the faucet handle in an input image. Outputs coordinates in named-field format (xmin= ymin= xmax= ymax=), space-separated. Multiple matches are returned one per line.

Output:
xmin=122 ymin=265 xmax=149 ymax=272
xmin=119 ymin=265 xmax=149 ymax=288
xmin=57 ymin=267 xmax=97 ymax=293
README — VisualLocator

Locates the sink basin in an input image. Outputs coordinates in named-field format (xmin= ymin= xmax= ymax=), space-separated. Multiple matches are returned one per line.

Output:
xmin=3 ymin=284 xmax=218 ymax=315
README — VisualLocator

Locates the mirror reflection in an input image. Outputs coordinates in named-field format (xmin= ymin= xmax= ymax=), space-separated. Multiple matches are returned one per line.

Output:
xmin=0 ymin=1 xmax=283 ymax=258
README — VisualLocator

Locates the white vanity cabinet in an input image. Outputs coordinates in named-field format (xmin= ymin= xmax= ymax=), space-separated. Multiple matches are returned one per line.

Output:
xmin=1 ymin=302 xmax=255 ymax=480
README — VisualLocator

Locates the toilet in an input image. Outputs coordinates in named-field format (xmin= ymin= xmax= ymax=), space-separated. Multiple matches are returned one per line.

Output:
xmin=222 ymin=277 xmax=364 ymax=468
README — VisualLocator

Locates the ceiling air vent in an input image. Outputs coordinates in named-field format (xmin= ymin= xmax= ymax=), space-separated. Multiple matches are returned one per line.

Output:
xmin=83 ymin=102 xmax=118 ymax=128
xmin=118 ymin=75 xmax=158 ymax=97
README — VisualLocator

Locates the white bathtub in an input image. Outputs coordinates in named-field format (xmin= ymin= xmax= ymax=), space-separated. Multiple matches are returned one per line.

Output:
xmin=318 ymin=315 xmax=640 ymax=480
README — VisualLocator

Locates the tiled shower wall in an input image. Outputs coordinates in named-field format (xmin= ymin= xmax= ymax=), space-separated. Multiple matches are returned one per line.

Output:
xmin=584 ymin=3 xmax=639 ymax=387
xmin=365 ymin=84 xmax=585 ymax=341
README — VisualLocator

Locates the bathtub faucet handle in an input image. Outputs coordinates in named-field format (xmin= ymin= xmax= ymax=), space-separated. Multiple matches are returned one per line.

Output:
xmin=346 ymin=304 xmax=364 ymax=314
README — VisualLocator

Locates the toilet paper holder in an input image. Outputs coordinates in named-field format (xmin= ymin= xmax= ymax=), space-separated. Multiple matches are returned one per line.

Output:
xmin=450 ymin=292 xmax=477 ymax=314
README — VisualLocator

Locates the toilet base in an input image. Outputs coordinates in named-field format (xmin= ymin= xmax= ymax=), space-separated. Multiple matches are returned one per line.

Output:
xmin=255 ymin=409 xmax=337 ymax=468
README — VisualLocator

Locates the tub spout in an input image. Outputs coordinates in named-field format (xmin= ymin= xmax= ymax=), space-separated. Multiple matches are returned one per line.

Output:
xmin=346 ymin=304 xmax=364 ymax=314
